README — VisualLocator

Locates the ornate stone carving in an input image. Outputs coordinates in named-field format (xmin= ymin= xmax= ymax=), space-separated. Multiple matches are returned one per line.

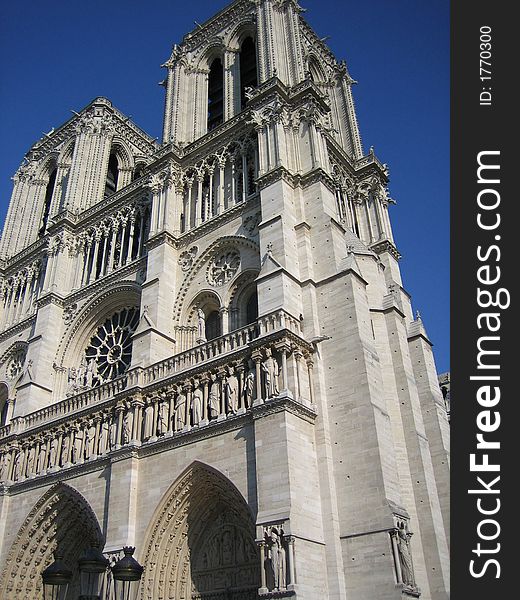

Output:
xmin=261 ymin=348 xmax=280 ymax=398
xmin=178 ymin=246 xmax=198 ymax=271
xmin=207 ymin=249 xmax=241 ymax=286
xmin=264 ymin=526 xmax=287 ymax=592
xmin=174 ymin=387 xmax=187 ymax=431
xmin=208 ymin=372 xmax=221 ymax=420
xmin=0 ymin=483 xmax=104 ymax=600
xmin=139 ymin=463 xmax=259 ymax=600
xmin=63 ymin=303 xmax=78 ymax=324
xmin=224 ymin=366 xmax=239 ymax=414
xmin=6 ymin=347 xmax=26 ymax=380
xmin=83 ymin=307 xmax=139 ymax=385
xmin=192 ymin=379 xmax=203 ymax=426
xmin=243 ymin=359 xmax=255 ymax=408
xmin=243 ymin=211 xmax=261 ymax=235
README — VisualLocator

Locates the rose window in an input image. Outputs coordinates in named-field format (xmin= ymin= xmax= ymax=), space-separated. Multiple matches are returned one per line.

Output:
xmin=207 ymin=250 xmax=241 ymax=286
xmin=84 ymin=308 xmax=139 ymax=385
xmin=6 ymin=349 xmax=26 ymax=380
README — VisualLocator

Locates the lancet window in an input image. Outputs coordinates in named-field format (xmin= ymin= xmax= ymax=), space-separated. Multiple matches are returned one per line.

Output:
xmin=104 ymin=153 xmax=119 ymax=197
xmin=239 ymin=36 xmax=258 ymax=109
xmin=83 ymin=307 xmax=139 ymax=386
xmin=38 ymin=166 xmax=57 ymax=237
xmin=1 ymin=262 xmax=43 ymax=331
xmin=208 ymin=57 xmax=224 ymax=131
xmin=74 ymin=203 xmax=150 ymax=290
xmin=180 ymin=137 xmax=258 ymax=233
xmin=0 ymin=385 xmax=8 ymax=427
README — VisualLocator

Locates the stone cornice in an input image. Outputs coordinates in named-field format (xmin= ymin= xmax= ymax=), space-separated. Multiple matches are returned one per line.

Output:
xmin=2 ymin=238 xmax=47 ymax=275
xmin=64 ymin=257 xmax=146 ymax=306
xmin=0 ymin=316 xmax=35 ymax=344
xmin=177 ymin=195 xmax=260 ymax=246
xmin=27 ymin=97 xmax=157 ymax=160
xmin=35 ymin=292 xmax=65 ymax=310
xmin=146 ymin=231 xmax=178 ymax=251
xmin=256 ymin=165 xmax=336 ymax=193
xmin=369 ymin=239 xmax=402 ymax=261
xmin=1 ymin=395 xmax=317 ymax=494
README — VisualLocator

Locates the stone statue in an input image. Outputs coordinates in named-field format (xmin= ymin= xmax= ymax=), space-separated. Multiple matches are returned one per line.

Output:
xmin=85 ymin=358 xmax=98 ymax=388
xmin=267 ymin=527 xmax=286 ymax=591
xmin=243 ymin=360 xmax=255 ymax=408
xmin=397 ymin=523 xmax=414 ymax=586
xmin=175 ymin=389 xmax=187 ymax=430
xmin=98 ymin=418 xmax=110 ymax=454
xmin=197 ymin=308 xmax=206 ymax=342
xmin=67 ymin=367 xmax=78 ymax=395
xmin=72 ymin=428 xmax=83 ymax=463
xmin=122 ymin=404 xmax=133 ymax=444
xmin=48 ymin=436 xmax=59 ymax=468
xmin=225 ymin=366 xmax=239 ymax=414
xmin=0 ymin=452 xmax=10 ymax=481
xmin=38 ymin=440 xmax=48 ymax=471
xmin=12 ymin=451 xmax=20 ymax=481
xmin=261 ymin=348 xmax=280 ymax=398
xmin=109 ymin=416 xmax=118 ymax=448
xmin=192 ymin=380 xmax=203 ymax=426
xmin=61 ymin=433 xmax=70 ymax=465
xmin=85 ymin=422 xmax=96 ymax=458
xmin=77 ymin=358 xmax=88 ymax=388
xmin=157 ymin=397 xmax=169 ymax=435
xmin=26 ymin=446 xmax=36 ymax=476
xmin=143 ymin=398 xmax=155 ymax=440
xmin=208 ymin=373 xmax=220 ymax=419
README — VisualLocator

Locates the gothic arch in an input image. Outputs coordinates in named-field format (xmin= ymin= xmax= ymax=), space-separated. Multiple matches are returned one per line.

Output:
xmin=0 ymin=482 xmax=104 ymax=600
xmin=110 ymin=138 xmax=135 ymax=171
xmin=226 ymin=269 xmax=258 ymax=328
xmin=196 ymin=37 xmax=226 ymax=71
xmin=57 ymin=137 xmax=76 ymax=163
xmin=139 ymin=461 xmax=259 ymax=600
xmin=0 ymin=340 xmax=27 ymax=400
xmin=0 ymin=382 xmax=8 ymax=426
xmin=54 ymin=281 xmax=141 ymax=372
xmin=226 ymin=19 xmax=257 ymax=50
xmin=173 ymin=236 xmax=260 ymax=325
xmin=306 ymin=54 xmax=327 ymax=84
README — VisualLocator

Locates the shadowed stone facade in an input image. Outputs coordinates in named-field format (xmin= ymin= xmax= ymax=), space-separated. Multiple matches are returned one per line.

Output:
xmin=0 ymin=1 xmax=449 ymax=599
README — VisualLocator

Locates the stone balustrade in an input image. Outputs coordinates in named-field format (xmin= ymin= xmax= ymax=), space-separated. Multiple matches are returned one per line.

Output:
xmin=0 ymin=313 xmax=315 ymax=485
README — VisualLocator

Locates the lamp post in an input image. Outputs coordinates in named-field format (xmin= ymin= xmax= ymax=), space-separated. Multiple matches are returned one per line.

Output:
xmin=41 ymin=545 xmax=143 ymax=600
xmin=42 ymin=552 xmax=72 ymax=600
xmin=78 ymin=545 xmax=109 ymax=600
xmin=111 ymin=547 xmax=144 ymax=600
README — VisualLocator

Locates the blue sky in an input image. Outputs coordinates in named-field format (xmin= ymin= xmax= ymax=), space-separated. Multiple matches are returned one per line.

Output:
xmin=0 ymin=0 xmax=449 ymax=373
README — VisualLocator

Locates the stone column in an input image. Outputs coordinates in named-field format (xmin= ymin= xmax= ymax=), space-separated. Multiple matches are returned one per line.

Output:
xmin=132 ymin=399 xmax=143 ymax=443
xmin=252 ymin=352 xmax=263 ymax=406
xmin=258 ymin=540 xmax=268 ymax=594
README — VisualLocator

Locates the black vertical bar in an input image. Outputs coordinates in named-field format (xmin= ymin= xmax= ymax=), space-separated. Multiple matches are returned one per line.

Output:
xmin=452 ymin=0 xmax=514 ymax=598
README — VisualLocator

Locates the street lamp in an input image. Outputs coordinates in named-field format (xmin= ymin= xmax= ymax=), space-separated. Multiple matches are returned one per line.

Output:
xmin=111 ymin=546 xmax=144 ymax=600
xmin=42 ymin=552 xmax=73 ymax=600
xmin=78 ymin=545 xmax=109 ymax=600
xmin=41 ymin=545 xmax=143 ymax=600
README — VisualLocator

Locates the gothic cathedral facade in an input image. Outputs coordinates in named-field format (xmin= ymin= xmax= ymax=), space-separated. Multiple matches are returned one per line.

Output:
xmin=0 ymin=1 xmax=450 ymax=599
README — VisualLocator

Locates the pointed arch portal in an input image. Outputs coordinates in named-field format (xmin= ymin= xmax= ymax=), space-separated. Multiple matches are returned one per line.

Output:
xmin=0 ymin=483 xmax=104 ymax=600
xmin=140 ymin=462 xmax=260 ymax=600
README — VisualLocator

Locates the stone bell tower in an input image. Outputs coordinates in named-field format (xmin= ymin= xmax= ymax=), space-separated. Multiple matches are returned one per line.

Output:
xmin=0 ymin=2 xmax=449 ymax=600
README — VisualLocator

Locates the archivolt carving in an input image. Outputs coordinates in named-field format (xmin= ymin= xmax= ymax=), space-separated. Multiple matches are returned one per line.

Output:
xmin=54 ymin=281 xmax=141 ymax=370
xmin=0 ymin=482 xmax=103 ymax=600
xmin=207 ymin=249 xmax=241 ymax=286
xmin=0 ymin=341 xmax=28 ymax=376
xmin=173 ymin=236 xmax=259 ymax=325
xmin=140 ymin=461 xmax=259 ymax=600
